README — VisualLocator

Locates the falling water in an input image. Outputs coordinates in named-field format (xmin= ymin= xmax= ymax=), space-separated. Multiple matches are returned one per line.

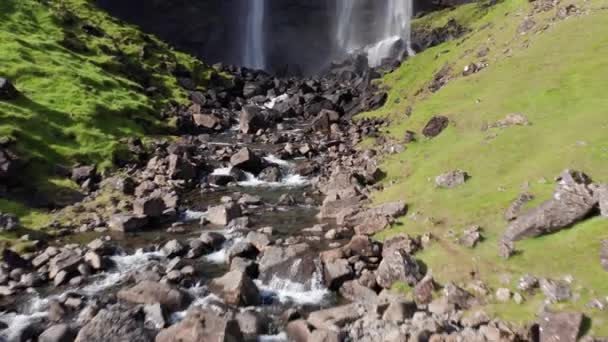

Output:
xmin=243 ymin=0 xmax=266 ymax=69
xmin=336 ymin=0 xmax=415 ymax=67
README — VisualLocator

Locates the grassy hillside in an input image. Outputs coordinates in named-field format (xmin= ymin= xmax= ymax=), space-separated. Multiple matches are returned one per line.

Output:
xmin=367 ymin=0 xmax=608 ymax=335
xmin=0 ymin=0 xmax=210 ymax=230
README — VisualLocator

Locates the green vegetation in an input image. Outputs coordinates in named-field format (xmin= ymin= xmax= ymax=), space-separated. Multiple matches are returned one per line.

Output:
xmin=368 ymin=0 xmax=608 ymax=335
xmin=0 ymin=0 xmax=211 ymax=231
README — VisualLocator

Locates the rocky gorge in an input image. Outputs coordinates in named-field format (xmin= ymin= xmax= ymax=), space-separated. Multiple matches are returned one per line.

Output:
xmin=1 ymin=0 xmax=608 ymax=341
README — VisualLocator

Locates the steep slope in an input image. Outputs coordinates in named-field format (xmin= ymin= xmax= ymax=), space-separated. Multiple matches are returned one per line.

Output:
xmin=367 ymin=0 xmax=608 ymax=334
xmin=0 ymin=0 xmax=210 ymax=228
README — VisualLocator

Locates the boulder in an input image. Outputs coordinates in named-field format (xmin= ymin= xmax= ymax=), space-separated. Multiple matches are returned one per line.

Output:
xmin=228 ymin=241 xmax=259 ymax=261
xmin=75 ymin=306 xmax=153 ymax=342
xmin=49 ymin=250 xmax=82 ymax=279
xmin=156 ymin=308 xmax=243 ymax=342
xmin=353 ymin=214 xmax=392 ymax=236
xmin=193 ymin=113 xmax=221 ymax=131
xmin=307 ymin=303 xmax=365 ymax=331
xmin=258 ymin=165 xmax=282 ymax=182
xmin=108 ymin=214 xmax=148 ymax=232
xmin=207 ymin=202 xmax=242 ymax=226
xmin=230 ymin=257 xmax=259 ymax=278
xmin=0 ymin=77 xmax=19 ymax=100
xmin=235 ymin=310 xmax=269 ymax=340
xmin=258 ymin=244 xmax=309 ymax=272
xmin=376 ymin=249 xmax=422 ymax=288
xmin=2 ymin=249 xmax=29 ymax=269
xmin=504 ymin=192 xmax=535 ymax=221
xmin=503 ymin=170 xmax=597 ymax=241
xmin=200 ymin=231 xmax=226 ymax=249
xmin=38 ymin=324 xmax=76 ymax=342
xmin=323 ymin=258 xmax=353 ymax=290
xmin=239 ymin=105 xmax=268 ymax=134
xmin=540 ymin=278 xmax=572 ymax=303
xmin=71 ymin=165 xmax=97 ymax=185
xmin=435 ymin=170 xmax=469 ymax=188
xmin=0 ymin=212 xmax=19 ymax=232
xmin=0 ymin=147 xmax=21 ymax=184
xmin=134 ymin=195 xmax=166 ymax=218
xmin=167 ymin=154 xmax=197 ymax=180
xmin=414 ymin=274 xmax=436 ymax=305
xmin=312 ymin=109 xmax=340 ymax=133
xmin=339 ymin=280 xmax=378 ymax=303
xmin=230 ymin=148 xmax=264 ymax=174
xmin=444 ymin=282 xmax=477 ymax=309
xmin=162 ymin=239 xmax=185 ymax=257
xmin=117 ymin=280 xmax=190 ymax=311
xmin=539 ymin=311 xmax=583 ymax=342
xmin=246 ymin=231 xmax=272 ymax=251
xmin=422 ymin=115 xmax=449 ymax=138
xmin=598 ymin=184 xmax=608 ymax=217
xmin=343 ymin=235 xmax=381 ymax=258
xmin=286 ymin=319 xmax=314 ymax=342
xmin=209 ymin=270 xmax=261 ymax=306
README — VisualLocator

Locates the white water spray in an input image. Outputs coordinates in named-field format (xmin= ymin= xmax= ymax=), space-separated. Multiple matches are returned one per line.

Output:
xmin=243 ymin=0 xmax=266 ymax=69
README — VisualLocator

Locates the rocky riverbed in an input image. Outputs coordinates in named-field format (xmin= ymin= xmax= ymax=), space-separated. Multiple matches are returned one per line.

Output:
xmin=0 ymin=53 xmax=591 ymax=342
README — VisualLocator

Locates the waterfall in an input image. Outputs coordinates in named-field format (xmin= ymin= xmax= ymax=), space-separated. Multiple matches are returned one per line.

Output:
xmin=243 ymin=0 xmax=266 ymax=70
xmin=335 ymin=0 xmax=415 ymax=67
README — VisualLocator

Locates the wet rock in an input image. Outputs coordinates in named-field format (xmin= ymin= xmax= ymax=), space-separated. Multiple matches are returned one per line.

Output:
xmin=435 ymin=170 xmax=469 ymax=188
xmin=246 ymin=231 xmax=272 ymax=251
xmin=323 ymin=258 xmax=354 ymax=290
xmin=258 ymin=244 xmax=309 ymax=273
xmin=209 ymin=270 xmax=261 ymax=306
xmin=539 ymin=311 xmax=583 ymax=342
xmin=207 ymin=202 xmax=242 ymax=226
xmin=84 ymin=251 xmax=104 ymax=270
xmin=505 ymin=192 xmax=535 ymax=221
xmin=162 ymin=239 xmax=185 ymax=257
xmin=0 ymin=77 xmax=19 ymax=100
xmin=117 ymin=280 xmax=190 ymax=311
xmin=200 ymin=231 xmax=226 ymax=250
xmin=38 ymin=324 xmax=76 ymax=342
xmin=230 ymin=147 xmax=264 ymax=174
xmin=228 ymin=241 xmax=259 ymax=261
xmin=75 ymin=305 xmax=153 ymax=342
xmin=144 ymin=303 xmax=167 ymax=329
xmin=49 ymin=250 xmax=82 ymax=280
xmin=540 ymin=278 xmax=572 ymax=303
xmin=286 ymin=319 xmax=314 ymax=342
xmin=503 ymin=170 xmax=597 ymax=241
xmin=230 ymin=257 xmax=259 ymax=278
xmin=108 ymin=214 xmax=148 ymax=232
xmin=376 ymin=249 xmax=422 ymax=288
xmin=134 ymin=195 xmax=166 ymax=218
xmin=422 ymin=115 xmax=449 ymax=138
xmin=258 ymin=165 xmax=282 ymax=182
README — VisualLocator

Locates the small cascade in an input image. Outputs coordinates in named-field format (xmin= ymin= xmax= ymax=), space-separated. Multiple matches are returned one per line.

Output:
xmin=243 ymin=0 xmax=266 ymax=70
xmin=336 ymin=0 xmax=356 ymax=51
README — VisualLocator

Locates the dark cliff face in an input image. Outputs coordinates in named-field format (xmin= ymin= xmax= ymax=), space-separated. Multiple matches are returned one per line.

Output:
xmin=95 ymin=0 xmax=452 ymax=74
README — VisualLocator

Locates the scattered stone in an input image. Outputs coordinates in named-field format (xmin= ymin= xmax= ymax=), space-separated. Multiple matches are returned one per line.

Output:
xmin=133 ymin=195 xmax=166 ymax=218
xmin=376 ymin=248 xmax=422 ymax=288
xmin=207 ymin=202 xmax=242 ymax=226
xmin=505 ymin=192 xmax=535 ymax=221
xmin=108 ymin=214 xmax=148 ymax=232
xmin=491 ymin=113 xmax=530 ymax=128
xmin=435 ymin=170 xmax=469 ymax=188
xmin=459 ymin=225 xmax=483 ymax=248
xmin=162 ymin=239 xmax=185 ymax=257
xmin=422 ymin=115 xmax=449 ymax=138
xmin=323 ymin=258 xmax=354 ymax=290
xmin=230 ymin=147 xmax=264 ymax=174
xmin=495 ymin=288 xmax=511 ymax=302
xmin=503 ymin=170 xmax=596 ymax=241
xmin=0 ymin=212 xmax=19 ymax=231
xmin=414 ymin=274 xmax=436 ymax=305
xmin=38 ymin=324 xmax=76 ymax=342
xmin=598 ymin=184 xmax=608 ymax=217
xmin=540 ymin=278 xmax=572 ymax=303
xmin=600 ymin=240 xmax=608 ymax=271
xmin=156 ymin=307 xmax=244 ymax=342
xmin=539 ymin=311 xmax=583 ymax=342
xmin=75 ymin=306 xmax=153 ymax=342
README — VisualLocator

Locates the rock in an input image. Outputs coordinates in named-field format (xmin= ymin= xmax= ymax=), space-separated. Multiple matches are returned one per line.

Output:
xmin=2 ymin=249 xmax=30 ymax=269
xmin=376 ymin=249 xmax=422 ymax=288
xmin=0 ymin=77 xmax=19 ymax=100
xmin=167 ymin=154 xmax=197 ymax=180
xmin=344 ymin=235 xmax=381 ymax=258
xmin=539 ymin=311 xmax=583 ymax=342
xmin=230 ymin=148 xmax=264 ymax=174
xmin=200 ymin=231 xmax=226 ymax=249
xmin=246 ymin=231 xmax=272 ymax=251
xmin=258 ymin=165 xmax=282 ymax=182
xmin=459 ymin=225 xmax=483 ymax=248
xmin=338 ymin=280 xmax=378 ymax=303
xmin=49 ymin=250 xmax=82 ymax=279
xmin=0 ymin=212 xmax=19 ymax=231
xmin=134 ymin=196 xmax=166 ymax=218
xmin=353 ymin=214 xmax=392 ymax=236
xmin=228 ymin=241 xmax=259 ymax=261
xmin=323 ymin=258 xmax=353 ymax=290
xmin=382 ymin=300 xmax=417 ymax=323
xmin=286 ymin=319 xmax=314 ymax=342
xmin=422 ymin=115 xmax=449 ymax=138
xmin=207 ymin=202 xmax=242 ymax=226
xmin=108 ymin=214 xmax=148 ymax=232
xmin=209 ymin=270 xmax=261 ymax=306
xmin=239 ymin=105 xmax=268 ymax=134
xmin=117 ymin=280 xmax=190 ymax=311
xmin=84 ymin=251 xmax=104 ymax=270
xmin=540 ymin=278 xmax=572 ymax=303
xmin=193 ymin=113 xmax=221 ymax=130
xmin=156 ymin=307 xmax=243 ymax=342
xmin=312 ymin=109 xmax=340 ymax=133
xmin=601 ymin=240 xmax=608 ymax=271
xmin=444 ymin=282 xmax=477 ymax=309
xmin=307 ymin=303 xmax=365 ymax=331
xmin=495 ymin=288 xmax=511 ymax=302
xmin=503 ymin=170 xmax=597 ymax=241
xmin=71 ymin=165 xmax=97 ymax=185
xmin=518 ymin=274 xmax=540 ymax=292
xmin=162 ymin=239 xmax=185 ymax=257
xmin=491 ymin=113 xmax=530 ymax=128
xmin=505 ymin=192 xmax=535 ymax=221
xmin=414 ymin=274 xmax=436 ymax=305
xmin=38 ymin=324 xmax=76 ymax=342
xmin=75 ymin=306 xmax=153 ymax=342
xmin=230 ymin=257 xmax=259 ymax=278
xmin=435 ymin=170 xmax=469 ymax=188
xmin=598 ymin=184 xmax=608 ymax=217
xmin=258 ymin=244 xmax=309 ymax=272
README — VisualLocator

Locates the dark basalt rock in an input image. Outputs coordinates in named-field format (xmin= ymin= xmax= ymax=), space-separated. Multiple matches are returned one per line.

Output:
xmin=0 ymin=77 xmax=19 ymax=100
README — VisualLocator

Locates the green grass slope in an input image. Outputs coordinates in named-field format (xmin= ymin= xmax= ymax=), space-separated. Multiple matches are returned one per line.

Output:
xmin=0 ymin=0 xmax=211 ymax=229
xmin=367 ymin=0 xmax=608 ymax=335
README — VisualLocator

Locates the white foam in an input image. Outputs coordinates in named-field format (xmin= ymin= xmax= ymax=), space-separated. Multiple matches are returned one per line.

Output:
xmin=0 ymin=311 xmax=48 ymax=340
xmin=256 ymin=273 xmax=331 ymax=306
xmin=258 ymin=332 xmax=288 ymax=342
xmin=264 ymin=94 xmax=289 ymax=109
xmin=263 ymin=154 xmax=290 ymax=167
xmin=182 ymin=209 xmax=206 ymax=222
